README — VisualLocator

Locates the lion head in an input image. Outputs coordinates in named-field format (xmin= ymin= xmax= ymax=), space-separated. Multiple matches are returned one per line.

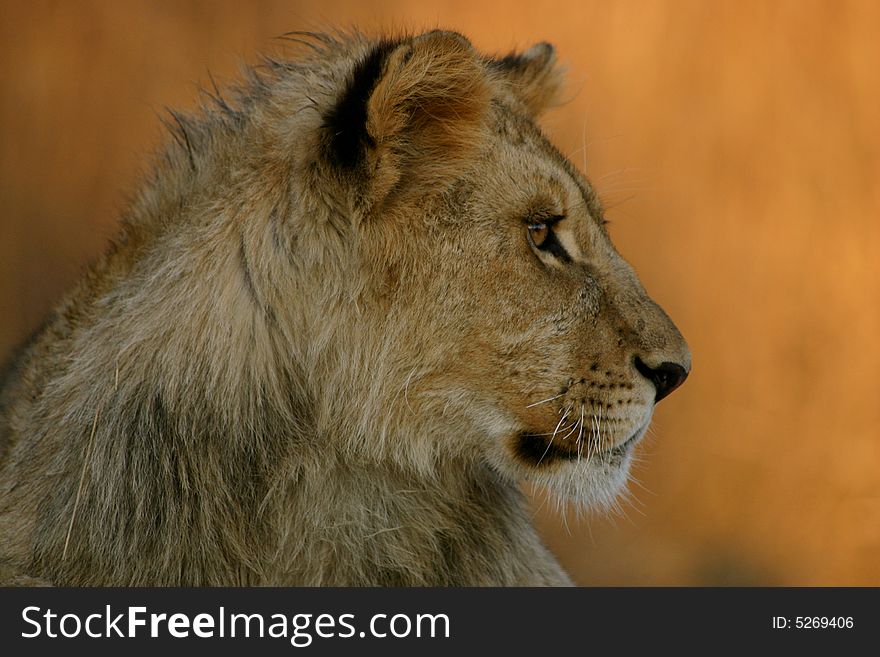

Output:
xmin=268 ymin=30 xmax=690 ymax=511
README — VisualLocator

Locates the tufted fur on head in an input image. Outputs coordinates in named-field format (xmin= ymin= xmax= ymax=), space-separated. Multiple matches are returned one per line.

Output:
xmin=0 ymin=29 xmax=687 ymax=586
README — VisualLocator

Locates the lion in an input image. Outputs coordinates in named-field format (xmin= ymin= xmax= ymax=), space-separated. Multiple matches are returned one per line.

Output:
xmin=0 ymin=30 xmax=690 ymax=586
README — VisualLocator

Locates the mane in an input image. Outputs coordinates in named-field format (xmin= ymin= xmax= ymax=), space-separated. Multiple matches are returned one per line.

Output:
xmin=17 ymin=33 xmax=374 ymax=584
xmin=0 ymin=29 xmax=580 ymax=586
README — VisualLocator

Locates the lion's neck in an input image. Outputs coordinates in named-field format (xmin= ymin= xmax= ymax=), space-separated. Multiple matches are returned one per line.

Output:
xmin=264 ymin=454 xmax=571 ymax=586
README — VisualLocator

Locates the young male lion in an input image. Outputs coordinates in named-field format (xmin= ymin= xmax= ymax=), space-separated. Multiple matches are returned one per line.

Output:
xmin=0 ymin=30 xmax=690 ymax=586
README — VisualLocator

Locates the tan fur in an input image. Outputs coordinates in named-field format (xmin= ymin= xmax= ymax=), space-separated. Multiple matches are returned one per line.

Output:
xmin=0 ymin=30 xmax=689 ymax=586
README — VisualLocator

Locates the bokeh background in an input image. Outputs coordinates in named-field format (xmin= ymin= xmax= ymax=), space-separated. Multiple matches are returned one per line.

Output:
xmin=1 ymin=0 xmax=878 ymax=585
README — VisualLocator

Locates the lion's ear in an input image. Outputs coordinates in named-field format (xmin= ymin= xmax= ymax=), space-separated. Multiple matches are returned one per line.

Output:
xmin=491 ymin=42 xmax=564 ymax=116
xmin=323 ymin=31 xmax=491 ymax=210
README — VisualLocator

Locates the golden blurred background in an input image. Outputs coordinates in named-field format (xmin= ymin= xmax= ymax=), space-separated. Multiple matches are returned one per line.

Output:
xmin=1 ymin=0 xmax=878 ymax=585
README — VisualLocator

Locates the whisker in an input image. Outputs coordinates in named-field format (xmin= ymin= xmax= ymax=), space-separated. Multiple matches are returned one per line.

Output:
xmin=525 ymin=391 xmax=566 ymax=409
xmin=524 ymin=423 xmax=576 ymax=437
xmin=538 ymin=404 xmax=572 ymax=464
xmin=557 ymin=421 xmax=579 ymax=443
xmin=587 ymin=413 xmax=597 ymax=465
xmin=576 ymin=403 xmax=585 ymax=464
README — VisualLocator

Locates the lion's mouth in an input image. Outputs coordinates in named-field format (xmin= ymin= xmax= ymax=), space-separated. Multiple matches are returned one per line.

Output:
xmin=513 ymin=423 xmax=646 ymax=466
xmin=604 ymin=430 xmax=641 ymax=457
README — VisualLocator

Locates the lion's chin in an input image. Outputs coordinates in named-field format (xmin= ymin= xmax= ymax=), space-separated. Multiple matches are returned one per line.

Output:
xmin=520 ymin=422 xmax=649 ymax=512
xmin=538 ymin=452 xmax=635 ymax=512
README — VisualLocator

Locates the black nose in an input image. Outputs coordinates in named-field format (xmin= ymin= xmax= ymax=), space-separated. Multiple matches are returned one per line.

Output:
xmin=634 ymin=357 xmax=689 ymax=403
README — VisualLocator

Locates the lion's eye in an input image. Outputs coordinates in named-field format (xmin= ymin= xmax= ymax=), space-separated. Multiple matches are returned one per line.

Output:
xmin=526 ymin=215 xmax=571 ymax=262
xmin=528 ymin=223 xmax=550 ymax=248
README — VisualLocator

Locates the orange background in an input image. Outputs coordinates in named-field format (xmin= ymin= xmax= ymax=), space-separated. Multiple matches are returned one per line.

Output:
xmin=1 ymin=0 xmax=878 ymax=585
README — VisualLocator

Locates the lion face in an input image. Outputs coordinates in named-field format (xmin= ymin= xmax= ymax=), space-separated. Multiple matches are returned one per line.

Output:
xmin=381 ymin=119 xmax=688 ymax=508
xmin=320 ymin=31 xmax=689 ymax=508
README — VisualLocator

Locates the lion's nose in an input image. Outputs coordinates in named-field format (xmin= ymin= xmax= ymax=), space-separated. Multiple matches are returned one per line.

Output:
xmin=634 ymin=357 xmax=689 ymax=403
